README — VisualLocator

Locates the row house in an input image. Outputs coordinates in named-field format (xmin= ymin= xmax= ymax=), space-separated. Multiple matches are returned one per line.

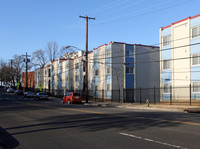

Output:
xmin=160 ymin=14 xmax=200 ymax=100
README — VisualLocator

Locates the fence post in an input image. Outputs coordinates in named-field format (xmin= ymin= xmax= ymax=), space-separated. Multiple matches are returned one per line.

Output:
xmin=140 ymin=87 xmax=142 ymax=104
xmin=102 ymin=89 xmax=104 ymax=102
xmin=170 ymin=85 xmax=172 ymax=105
xmin=111 ymin=89 xmax=113 ymax=102
xmin=154 ymin=86 xmax=156 ymax=104
xmin=118 ymin=89 xmax=120 ymax=103
xmin=132 ymin=88 xmax=134 ymax=104
xmin=95 ymin=89 xmax=96 ymax=102
xmin=123 ymin=88 xmax=125 ymax=103
xmin=190 ymin=84 xmax=192 ymax=106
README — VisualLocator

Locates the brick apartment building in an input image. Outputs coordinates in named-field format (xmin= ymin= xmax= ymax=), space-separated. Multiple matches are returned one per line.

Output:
xmin=21 ymin=71 xmax=35 ymax=89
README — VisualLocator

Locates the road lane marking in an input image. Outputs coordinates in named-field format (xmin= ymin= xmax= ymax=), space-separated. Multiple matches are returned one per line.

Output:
xmin=119 ymin=132 xmax=187 ymax=149
xmin=15 ymin=101 xmax=200 ymax=126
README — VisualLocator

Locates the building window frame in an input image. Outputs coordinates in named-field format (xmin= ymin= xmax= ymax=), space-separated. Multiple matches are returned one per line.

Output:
xmin=191 ymin=25 xmax=200 ymax=39
xmin=106 ymin=67 xmax=110 ymax=74
xmin=126 ymin=50 xmax=134 ymax=57
xmin=106 ymin=84 xmax=110 ymax=91
xmin=192 ymin=81 xmax=200 ymax=93
xmin=75 ymin=75 xmax=79 ymax=82
xmin=162 ymin=35 xmax=171 ymax=47
xmin=126 ymin=66 xmax=134 ymax=74
xmin=191 ymin=53 xmax=200 ymax=66
xmin=162 ymin=60 xmax=171 ymax=70
xmin=163 ymin=84 xmax=171 ymax=94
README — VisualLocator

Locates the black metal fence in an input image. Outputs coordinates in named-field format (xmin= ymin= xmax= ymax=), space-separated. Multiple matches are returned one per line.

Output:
xmin=32 ymin=85 xmax=200 ymax=105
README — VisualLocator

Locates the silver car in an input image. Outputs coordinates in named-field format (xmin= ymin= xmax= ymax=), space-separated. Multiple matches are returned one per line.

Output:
xmin=7 ymin=88 xmax=14 ymax=93
xmin=24 ymin=91 xmax=34 ymax=98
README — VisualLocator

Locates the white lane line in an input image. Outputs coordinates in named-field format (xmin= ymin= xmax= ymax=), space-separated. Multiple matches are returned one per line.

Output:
xmin=119 ymin=132 xmax=187 ymax=149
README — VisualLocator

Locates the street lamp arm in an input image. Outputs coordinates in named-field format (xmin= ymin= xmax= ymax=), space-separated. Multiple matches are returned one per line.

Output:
xmin=65 ymin=46 xmax=83 ymax=51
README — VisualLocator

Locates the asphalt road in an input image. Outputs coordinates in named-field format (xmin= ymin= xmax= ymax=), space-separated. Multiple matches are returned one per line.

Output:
xmin=0 ymin=88 xmax=200 ymax=149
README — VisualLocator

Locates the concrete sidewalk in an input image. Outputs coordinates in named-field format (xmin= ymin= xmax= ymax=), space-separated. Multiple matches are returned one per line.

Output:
xmin=48 ymin=96 xmax=200 ymax=113
xmin=84 ymin=102 xmax=200 ymax=113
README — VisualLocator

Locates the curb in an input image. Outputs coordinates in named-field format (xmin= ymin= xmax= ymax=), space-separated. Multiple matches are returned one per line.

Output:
xmin=117 ymin=105 xmax=185 ymax=112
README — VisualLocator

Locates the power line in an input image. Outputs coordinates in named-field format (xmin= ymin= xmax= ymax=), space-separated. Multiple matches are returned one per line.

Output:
xmin=93 ymin=0 xmax=193 ymax=25
xmin=90 ymin=42 xmax=200 ymax=60
xmin=85 ymin=0 xmax=125 ymax=15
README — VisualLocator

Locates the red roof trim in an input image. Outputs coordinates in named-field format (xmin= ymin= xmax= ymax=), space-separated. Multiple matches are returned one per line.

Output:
xmin=191 ymin=14 xmax=200 ymax=19
xmin=172 ymin=17 xmax=190 ymax=25
xmin=161 ymin=14 xmax=200 ymax=30
xmin=93 ymin=43 xmax=108 ymax=50
xmin=161 ymin=25 xmax=171 ymax=30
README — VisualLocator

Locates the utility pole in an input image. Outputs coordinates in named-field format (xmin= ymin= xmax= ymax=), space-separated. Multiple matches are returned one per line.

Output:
xmin=22 ymin=52 xmax=31 ymax=91
xmin=79 ymin=15 xmax=95 ymax=103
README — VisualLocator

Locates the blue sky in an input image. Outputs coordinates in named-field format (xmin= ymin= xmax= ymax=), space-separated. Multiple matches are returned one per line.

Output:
xmin=0 ymin=0 xmax=199 ymax=62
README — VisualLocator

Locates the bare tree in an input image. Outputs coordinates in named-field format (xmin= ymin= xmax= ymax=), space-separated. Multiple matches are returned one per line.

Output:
xmin=12 ymin=55 xmax=25 ymax=85
xmin=45 ymin=41 xmax=58 ymax=62
xmin=0 ymin=59 xmax=9 ymax=86
xmin=31 ymin=49 xmax=47 ymax=68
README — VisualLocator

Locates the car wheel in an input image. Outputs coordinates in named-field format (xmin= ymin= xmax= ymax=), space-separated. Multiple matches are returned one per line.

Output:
xmin=67 ymin=100 xmax=71 ymax=104
xmin=61 ymin=100 xmax=65 ymax=104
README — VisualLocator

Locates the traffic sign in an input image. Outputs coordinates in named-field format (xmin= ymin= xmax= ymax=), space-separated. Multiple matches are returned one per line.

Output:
xmin=39 ymin=83 xmax=43 ymax=91
xmin=17 ymin=83 xmax=20 ymax=89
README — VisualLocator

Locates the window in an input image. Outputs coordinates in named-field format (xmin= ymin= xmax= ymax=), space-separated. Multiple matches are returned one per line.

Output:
xmin=106 ymin=84 xmax=110 ymax=91
xmin=192 ymin=26 xmax=200 ymax=38
xmin=106 ymin=50 xmax=111 ymax=57
xmin=106 ymin=67 xmax=110 ymax=74
xmin=75 ymin=63 xmax=79 ymax=70
xmin=193 ymin=82 xmax=200 ymax=93
xmin=163 ymin=84 xmax=171 ymax=93
xmin=162 ymin=35 xmax=171 ymax=46
xmin=48 ymin=69 xmax=51 ymax=77
xmin=95 ymin=70 xmax=98 ymax=76
xmin=95 ymin=85 xmax=98 ymax=91
xmin=75 ymin=75 xmax=79 ymax=82
xmin=66 ymin=76 xmax=69 ymax=81
xmin=163 ymin=60 xmax=171 ymax=70
xmin=126 ymin=50 xmax=134 ymax=57
xmin=191 ymin=54 xmax=200 ymax=66
xmin=126 ymin=67 xmax=134 ymax=74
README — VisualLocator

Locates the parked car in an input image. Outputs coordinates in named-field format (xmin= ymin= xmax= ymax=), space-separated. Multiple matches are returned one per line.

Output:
xmin=62 ymin=92 xmax=82 ymax=104
xmin=7 ymin=88 xmax=14 ymax=93
xmin=34 ymin=92 xmax=48 ymax=100
xmin=24 ymin=91 xmax=34 ymax=98
xmin=15 ymin=90 xmax=23 ymax=95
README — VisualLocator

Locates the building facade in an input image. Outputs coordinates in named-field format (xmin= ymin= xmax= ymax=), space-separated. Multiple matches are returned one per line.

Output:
xmin=160 ymin=14 xmax=200 ymax=100
xmin=35 ymin=41 xmax=160 ymax=101
xmin=21 ymin=71 xmax=35 ymax=89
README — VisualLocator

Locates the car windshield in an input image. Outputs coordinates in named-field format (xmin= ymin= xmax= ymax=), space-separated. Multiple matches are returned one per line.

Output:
xmin=73 ymin=93 xmax=80 ymax=96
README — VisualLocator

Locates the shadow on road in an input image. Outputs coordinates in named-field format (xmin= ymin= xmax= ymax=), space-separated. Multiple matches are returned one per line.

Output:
xmin=0 ymin=126 xmax=19 ymax=149
xmin=4 ymin=111 xmax=193 ymax=136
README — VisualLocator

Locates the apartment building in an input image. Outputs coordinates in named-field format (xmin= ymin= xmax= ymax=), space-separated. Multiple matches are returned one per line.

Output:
xmin=35 ymin=41 xmax=160 ymax=101
xmin=160 ymin=14 xmax=200 ymax=100
xmin=88 ymin=41 xmax=160 ymax=100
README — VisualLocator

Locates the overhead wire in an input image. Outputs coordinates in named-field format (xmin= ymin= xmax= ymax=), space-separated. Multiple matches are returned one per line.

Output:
xmin=93 ymin=0 xmax=194 ymax=25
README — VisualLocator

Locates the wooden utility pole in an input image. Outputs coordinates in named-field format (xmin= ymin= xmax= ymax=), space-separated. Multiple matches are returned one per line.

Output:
xmin=79 ymin=15 xmax=95 ymax=103
xmin=22 ymin=52 xmax=31 ymax=91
